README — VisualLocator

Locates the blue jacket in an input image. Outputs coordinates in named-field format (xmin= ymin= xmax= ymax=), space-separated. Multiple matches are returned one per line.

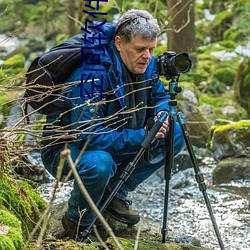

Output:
xmin=44 ymin=23 xmax=170 ymax=156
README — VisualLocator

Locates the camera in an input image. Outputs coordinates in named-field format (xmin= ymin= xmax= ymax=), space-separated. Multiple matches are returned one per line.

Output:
xmin=156 ymin=51 xmax=192 ymax=79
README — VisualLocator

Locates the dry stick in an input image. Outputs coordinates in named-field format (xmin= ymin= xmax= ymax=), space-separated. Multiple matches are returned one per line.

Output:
xmin=22 ymin=154 xmax=65 ymax=249
xmin=62 ymin=148 xmax=124 ymax=250
xmin=93 ymin=225 xmax=110 ymax=250
xmin=134 ymin=220 xmax=142 ymax=250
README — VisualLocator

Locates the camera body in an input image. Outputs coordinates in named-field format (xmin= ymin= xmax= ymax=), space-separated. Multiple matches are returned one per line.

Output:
xmin=156 ymin=51 xmax=192 ymax=79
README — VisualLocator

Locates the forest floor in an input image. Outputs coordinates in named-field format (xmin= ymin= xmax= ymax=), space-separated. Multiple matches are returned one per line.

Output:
xmin=28 ymin=202 xmax=211 ymax=250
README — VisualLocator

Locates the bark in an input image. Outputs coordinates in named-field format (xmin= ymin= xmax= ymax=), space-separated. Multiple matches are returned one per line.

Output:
xmin=167 ymin=0 xmax=196 ymax=62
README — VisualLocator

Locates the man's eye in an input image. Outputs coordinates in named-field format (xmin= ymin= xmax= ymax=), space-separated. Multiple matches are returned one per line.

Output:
xmin=136 ymin=48 xmax=144 ymax=52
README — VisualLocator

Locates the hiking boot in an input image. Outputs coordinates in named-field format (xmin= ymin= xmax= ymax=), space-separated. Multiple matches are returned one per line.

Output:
xmin=105 ymin=196 xmax=140 ymax=225
xmin=61 ymin=213 xmax=97 ymax=243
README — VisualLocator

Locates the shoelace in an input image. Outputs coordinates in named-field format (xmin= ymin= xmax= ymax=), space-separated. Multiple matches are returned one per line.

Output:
xmin=123 ymin=200 xmax=132 ymax=209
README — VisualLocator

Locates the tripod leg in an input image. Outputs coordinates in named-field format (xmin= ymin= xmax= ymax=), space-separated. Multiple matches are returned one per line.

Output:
xmin=177 ymin=112 xmax=225 ymax=250
xmin=162 ymin=114 xmax=175 ymax=243
xmin=81 ymin=112 xmax=168 ymax=240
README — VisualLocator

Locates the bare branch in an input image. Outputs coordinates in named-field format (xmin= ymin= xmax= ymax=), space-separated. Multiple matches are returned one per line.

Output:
xmin=63 ymin=148 xmax=124 ymax=250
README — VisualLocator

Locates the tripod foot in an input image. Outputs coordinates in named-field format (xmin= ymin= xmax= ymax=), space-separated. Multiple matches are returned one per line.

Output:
xmin=161 ymin=227 xmax=168 ymax=243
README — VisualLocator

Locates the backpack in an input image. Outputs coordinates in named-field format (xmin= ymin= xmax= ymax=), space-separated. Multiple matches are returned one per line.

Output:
xmin=24 ymin=23 xmax=116 ymax=117
xmin=24 ymin=34 xmax=91 ymax=115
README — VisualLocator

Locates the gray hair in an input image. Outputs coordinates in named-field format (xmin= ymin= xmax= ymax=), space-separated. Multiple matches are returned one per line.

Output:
xmin=115 ymin=9 xmax=160 ymax=43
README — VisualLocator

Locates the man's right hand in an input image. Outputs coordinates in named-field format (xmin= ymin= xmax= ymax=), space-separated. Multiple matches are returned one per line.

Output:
xmin=154 ymin=112 xmax=169 ymax=139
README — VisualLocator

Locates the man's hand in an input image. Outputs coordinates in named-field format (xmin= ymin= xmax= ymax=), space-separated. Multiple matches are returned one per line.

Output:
xmin=154 ymin=111 xmax=169 ymax=139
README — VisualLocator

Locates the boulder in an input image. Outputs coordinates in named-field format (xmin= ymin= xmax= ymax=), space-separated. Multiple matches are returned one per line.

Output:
xmin=179 ymin=100 xmax=211 ymax=148
xmin=42 ymin=201 xmax=211 ymax=250
xmin=209 ymin=120 xmax=250 ymax=160
xmin=213 ymin=157 xmax=250 ymax=184
xmin=175 ymin=82 xmax=211 ymax=148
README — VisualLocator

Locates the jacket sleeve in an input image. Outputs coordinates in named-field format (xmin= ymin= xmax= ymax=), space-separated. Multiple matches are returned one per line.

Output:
xmin=66 ymin=67 xmax=146 ymax=156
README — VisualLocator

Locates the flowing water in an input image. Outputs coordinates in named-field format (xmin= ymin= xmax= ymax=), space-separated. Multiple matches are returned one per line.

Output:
xmin=38 ymin=156 xmax=250 ymax=250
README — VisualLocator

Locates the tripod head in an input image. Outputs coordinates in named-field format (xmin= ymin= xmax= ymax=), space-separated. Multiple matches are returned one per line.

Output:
xmin=168 ymin=76 xmax=182 ymax=100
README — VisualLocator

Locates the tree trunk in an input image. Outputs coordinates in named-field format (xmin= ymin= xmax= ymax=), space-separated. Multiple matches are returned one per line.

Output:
xmin=67 ymin=0 xmax=77 ymax=36
xmin=167 ymin=0 xmax=196 ymax=62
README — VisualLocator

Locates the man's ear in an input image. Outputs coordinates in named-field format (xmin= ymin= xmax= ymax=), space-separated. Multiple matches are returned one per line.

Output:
xmin=115 ymin=36 xmax=122 ymax=51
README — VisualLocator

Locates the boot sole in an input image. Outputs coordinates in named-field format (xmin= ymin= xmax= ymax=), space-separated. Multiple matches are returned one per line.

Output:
xmin=105 ymin=210 xmax=140 ymax=225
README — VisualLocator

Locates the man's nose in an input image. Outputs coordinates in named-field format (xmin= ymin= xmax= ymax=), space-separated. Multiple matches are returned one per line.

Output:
xmin=142 ymin=49 xmax=151 ymax=59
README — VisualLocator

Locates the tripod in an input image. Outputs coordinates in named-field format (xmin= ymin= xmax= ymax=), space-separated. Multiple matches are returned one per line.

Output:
xmin=161 ymin=77 xmax=225 ymax=249
xmin=82 ymin=77 xmax=225 ymax=250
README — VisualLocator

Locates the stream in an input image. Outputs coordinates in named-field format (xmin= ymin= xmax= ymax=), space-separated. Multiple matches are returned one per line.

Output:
xmin=38 ymin=155 xmax=250 ymax=250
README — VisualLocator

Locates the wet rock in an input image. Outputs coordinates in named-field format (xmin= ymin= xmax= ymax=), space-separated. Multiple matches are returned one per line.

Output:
xmin=213 ymin=157 xmax=250 ymax=184
xmin=45 ymin=202 xmax=210 ymax=250
xmin=170 ymin=168 xmax=193 ymax=189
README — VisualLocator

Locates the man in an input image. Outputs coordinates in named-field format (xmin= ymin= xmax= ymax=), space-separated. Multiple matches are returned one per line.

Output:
xmin=41 ymin=9 xmax=185 ymax=241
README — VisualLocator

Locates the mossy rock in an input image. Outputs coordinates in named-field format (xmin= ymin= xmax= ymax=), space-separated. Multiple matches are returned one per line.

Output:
xmin=106 ymin=237 xmax=210 ymax=250
xmin=209 ymin=120 xmax=250 ymax=160
xmin=213 ymin=157 xmax=250 ymax=184
xmin=29 ymin=237 xmax=210 ymax=250
xmin=0 ymin=209 xmax=24 ymax=250
xmin=199 ymin=92 xmax=248 ymax=122
xmin=0 ymin=174 xmax=47 ymax=239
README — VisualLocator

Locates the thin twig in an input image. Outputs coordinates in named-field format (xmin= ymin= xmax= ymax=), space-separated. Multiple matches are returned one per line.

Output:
xmin=62 ymin=148 xmax=124 ymax=250
xmin=134 ymin=220 xmax=142 ymax=250
xmin=93 ymin=225 xmax=110 ymax=250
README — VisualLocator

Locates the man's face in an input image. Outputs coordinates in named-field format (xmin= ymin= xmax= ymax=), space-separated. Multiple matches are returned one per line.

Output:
xmin=115 ymin=35 xmax=157 ymax=74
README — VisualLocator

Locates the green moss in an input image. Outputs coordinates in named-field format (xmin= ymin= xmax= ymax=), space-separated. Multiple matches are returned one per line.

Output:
xmin=199 ymin=95 xmax=224 ymax=107
xmin=213 ymin=67 xmax=235 ymax=86
xmin=213 ymin=120 xmax=250 ymax=133
xmin=0 ymin=209 xmax=21 ymax=229
xmin=0 ymin=235 xmax=16 ymax=250
xmin=1 ymin=54 xmax=25 ymax=69
xmin=0 ymin=209 xmax=24 ymax=249
xmin=7 ymin=228 xmax=24 ymax=249
xmin=0 ymin=54 xmax=26 ymax=85
xmin=0 ymin=175 xmax=47 ymax=239
xmin=106 ymin=237 xmax=206 ymax=250
xmin=209 ymin=120 xmax=250 ymax=150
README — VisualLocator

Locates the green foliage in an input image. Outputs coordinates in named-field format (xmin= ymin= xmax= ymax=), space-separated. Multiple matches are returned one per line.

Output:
xmin=196 ymin=0 xmax=250 ymax=47
xmin=0 ymin=175 xmax=47 ymax=239
xmin=0 ymin=54 xmax=26 ymax=85
xmin=199 ymin=95 xmax=224 ymax=107
xmin=154 ymin=44 xmax=167 ymax=57
xmin=1 ymin=54 xmax=25 ymax=69
xmin=102 ymin=0 xmax=167 ymax=31
xmin=213 ymin=67 xmax=235 ymax=86
xmin=199 ymin=91 xmax=248 ymax=121
xmin=55 ymin=33 xmax=69 ymax=45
